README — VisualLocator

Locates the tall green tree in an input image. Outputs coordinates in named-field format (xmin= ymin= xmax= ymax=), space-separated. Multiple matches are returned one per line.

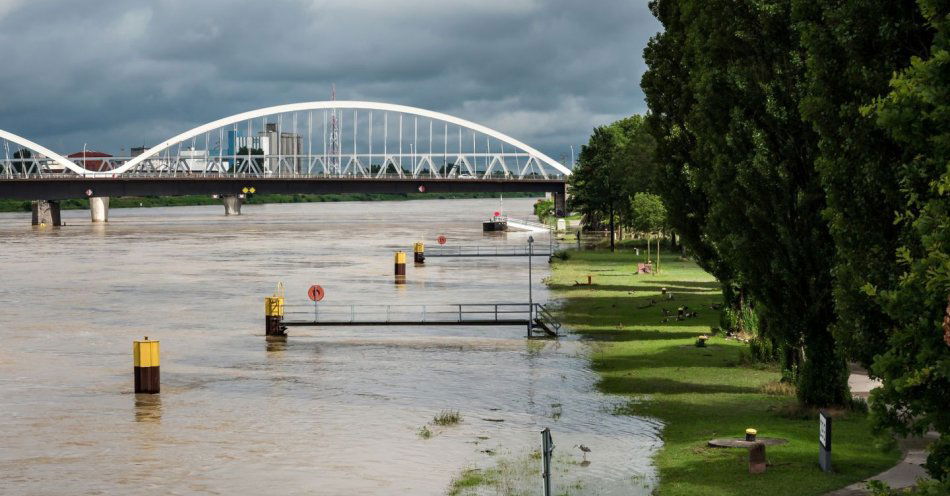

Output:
xmin=642 ymin=0 xmax=739 ymax=304
xmin=866 ymin=0 xmax=950 ymax=477
xmin=795 ymin=0 xmax=933 ymax=368
xmin=643 ymin=0 xmax=849 ymax=405
xmin=569 ymin=126 xmax=627 ymax=251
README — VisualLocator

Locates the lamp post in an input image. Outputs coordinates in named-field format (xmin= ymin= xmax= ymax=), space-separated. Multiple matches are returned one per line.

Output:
xmin=528 ymin=235 xmax=534 ymax=337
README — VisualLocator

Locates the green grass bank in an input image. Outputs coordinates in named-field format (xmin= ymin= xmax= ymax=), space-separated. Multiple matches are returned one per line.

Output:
xmin=547 ymin=247 xmax=899 ymax=496
xmin=0 ymin=191 xmax=536 ymax=213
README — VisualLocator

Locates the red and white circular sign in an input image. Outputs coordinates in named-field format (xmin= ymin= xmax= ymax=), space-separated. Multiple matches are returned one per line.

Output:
xmin=418 ymin=184 xmax=426 ymax=193
xmin=308 ymin=285 xmax=325 ymax=302
xmin=85 ymin=189 xmax=93 ymax=197
xmin=437 ymin=235 xmax=447 ymax=245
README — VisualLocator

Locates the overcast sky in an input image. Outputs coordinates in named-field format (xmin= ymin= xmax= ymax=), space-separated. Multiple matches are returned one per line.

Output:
xmin=0 ymin=0 xmax=660 ymax=162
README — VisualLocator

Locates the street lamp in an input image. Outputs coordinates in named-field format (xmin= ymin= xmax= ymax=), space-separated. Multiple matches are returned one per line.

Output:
xmin=528 ymin=235 xmax=535 ymax=336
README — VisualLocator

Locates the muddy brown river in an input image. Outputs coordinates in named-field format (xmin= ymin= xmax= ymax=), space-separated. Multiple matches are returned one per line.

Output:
xmin=0 ymin=198 xmax=660 ymax=495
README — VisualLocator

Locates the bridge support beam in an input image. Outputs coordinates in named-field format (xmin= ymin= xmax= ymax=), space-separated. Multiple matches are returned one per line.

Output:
xmin=222 ymin=195 xmax=243 ymax=216
xmin=31 ymin=200 xmax=61 ymax=226
xmin=90 ymin=196 xmax=109 ymax=222
xmin=553 ymin=183 xmax=568 ymax=218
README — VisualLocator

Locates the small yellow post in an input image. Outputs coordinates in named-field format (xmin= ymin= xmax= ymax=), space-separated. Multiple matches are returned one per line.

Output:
xmin=394 ymin=251 xmax=407 ymax=284
xmin=264 ymin=282 xmax=286 ymax=338
xmin=133 ymin=337 xmax=160 ymax=394
xmin=413 ymin=242 xmax=425 ymax=264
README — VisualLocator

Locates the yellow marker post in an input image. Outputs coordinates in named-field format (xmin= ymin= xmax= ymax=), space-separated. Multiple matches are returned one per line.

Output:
xmin=133 ymin=337 xmax=160 ymax=394
xmin=264 ymin=282 xmax=286 ymax=339
xmin=413 ymin=242 xmax=425 ymax=264
xmin=394 ymin=251 xmax=407 ymax=284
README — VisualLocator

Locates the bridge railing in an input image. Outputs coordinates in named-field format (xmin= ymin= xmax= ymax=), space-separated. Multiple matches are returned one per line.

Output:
xmin=283 ymin=302 xmax=543 ymax=324
xmin=0 ymin=171 xmax=563 ymax=181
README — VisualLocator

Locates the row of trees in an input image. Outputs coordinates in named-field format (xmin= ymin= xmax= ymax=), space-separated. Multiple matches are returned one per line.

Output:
xmin=638 ymin=0 xmax=947 ymax=478
xmin=568 ymin=115 xmax=667 ymax=250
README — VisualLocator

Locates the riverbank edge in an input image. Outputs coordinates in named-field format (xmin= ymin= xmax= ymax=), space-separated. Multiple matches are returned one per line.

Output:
xmin=0 ymin=192 xmax=540 ymax=213
xmin=546 ymin=247 xmax=901 ymax=496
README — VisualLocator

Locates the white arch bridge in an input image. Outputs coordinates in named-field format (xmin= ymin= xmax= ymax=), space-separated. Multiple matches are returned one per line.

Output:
xmin=1 ymin=101 xmax=571 ymax=179
xmin=0 ymin=101 xmax=569 ymax=223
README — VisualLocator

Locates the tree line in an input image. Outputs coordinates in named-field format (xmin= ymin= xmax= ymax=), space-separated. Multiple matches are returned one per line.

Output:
xmin=568 ymin=115 xmax=667 ymax=251
xmin=570 ymin=0 xmax=948 ymax=479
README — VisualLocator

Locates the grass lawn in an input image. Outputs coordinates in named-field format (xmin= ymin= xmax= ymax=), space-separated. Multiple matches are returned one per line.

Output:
xmin=547 ymin=248 xmax=900 ymax=496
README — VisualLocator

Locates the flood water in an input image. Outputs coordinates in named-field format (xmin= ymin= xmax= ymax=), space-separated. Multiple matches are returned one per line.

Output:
xmin=0 ymin=198 xmax=661 ymax=495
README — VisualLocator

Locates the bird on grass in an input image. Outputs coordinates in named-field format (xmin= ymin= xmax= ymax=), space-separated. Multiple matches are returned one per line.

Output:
xmin=574 ymin=444 xmax=592 ymax=460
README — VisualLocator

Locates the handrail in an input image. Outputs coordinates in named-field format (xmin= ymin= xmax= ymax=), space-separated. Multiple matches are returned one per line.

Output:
xmin=428 ymin=243 xmax=560 ymax=257
xmin=283 ymin=302 xmax=538 ymax=324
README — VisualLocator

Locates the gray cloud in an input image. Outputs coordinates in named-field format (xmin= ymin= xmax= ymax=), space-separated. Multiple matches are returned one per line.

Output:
xmin=0 ymin=0 xmax=660 ymax=160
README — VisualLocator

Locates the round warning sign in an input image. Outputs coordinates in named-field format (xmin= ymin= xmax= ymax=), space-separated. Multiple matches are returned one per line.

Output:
xmin=308 ymin=285 xmax=325 ymax=302
xmin=437 ymin=235 xmax=447 ymax=245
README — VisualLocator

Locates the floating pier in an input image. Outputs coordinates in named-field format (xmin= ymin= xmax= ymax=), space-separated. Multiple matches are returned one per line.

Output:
xmin=273 ymin=303 xmax=560 ymax=338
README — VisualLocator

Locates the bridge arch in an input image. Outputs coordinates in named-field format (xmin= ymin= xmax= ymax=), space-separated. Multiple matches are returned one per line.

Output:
xmin=0 ymin=129 xmax=85 ymax=175
xmin=111 ymin=101 xmax=571 ymax=177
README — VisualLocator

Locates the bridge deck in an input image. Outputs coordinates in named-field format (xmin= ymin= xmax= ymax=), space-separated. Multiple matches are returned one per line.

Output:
xmin=0 ymin=175 xmax=566 ymax=200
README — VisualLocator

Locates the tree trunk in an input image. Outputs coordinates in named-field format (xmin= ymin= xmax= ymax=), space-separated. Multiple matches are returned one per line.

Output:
xmin=609 ymin=202 xmax=616 ymax=252
xmin=618 ymin=210 xmax=623 ymax=241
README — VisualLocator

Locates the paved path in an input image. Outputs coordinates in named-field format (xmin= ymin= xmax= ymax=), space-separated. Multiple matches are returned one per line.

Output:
xmin=824 ymin=367 xmax=933 ymax=496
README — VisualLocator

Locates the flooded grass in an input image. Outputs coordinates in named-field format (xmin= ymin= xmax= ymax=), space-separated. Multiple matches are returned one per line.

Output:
xmin=447 ymin=468 xmax=496 ymax=496
xmin=432 ymin=410 xmax=462 ymax=426
xmin=446 ymin=450 xmax=596 ymax=496
xmin=418 ymin=425 xmax=432 ymax=439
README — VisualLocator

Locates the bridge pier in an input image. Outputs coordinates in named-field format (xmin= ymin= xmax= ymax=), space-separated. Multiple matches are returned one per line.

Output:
xmin=31 ymin=200 xmax=61 ymax=226
xmin=90 ymin=196 xmax=109 ymax=222
xmin=553 ymin=185 xmax=568 ymax=218
xmin=222 ymin=195 xmax=243 ymax=216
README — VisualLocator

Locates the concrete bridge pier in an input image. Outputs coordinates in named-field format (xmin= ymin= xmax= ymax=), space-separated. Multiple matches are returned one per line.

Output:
xmin=31 ymin=200 xmax=61 ymax=226
xmin=90 ymin=196 xmax=109 ymax=222
xmin=553 ymin=183 xmax=568 ymax=218
xmin=222 ymin=195 xmax=243 ymax=216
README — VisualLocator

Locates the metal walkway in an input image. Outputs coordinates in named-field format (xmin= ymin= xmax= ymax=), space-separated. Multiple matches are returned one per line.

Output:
xmin=281 ymin=303 xmax=560 ymax=337
xmin=506 ymin=217 xmax=553 ymax=232
xmin=424 ymin=245 xmax=558 ymax=258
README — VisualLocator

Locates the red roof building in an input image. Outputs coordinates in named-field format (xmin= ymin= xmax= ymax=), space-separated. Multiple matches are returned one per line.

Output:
xmin=67 ymin=150 xmax=113 ymax=171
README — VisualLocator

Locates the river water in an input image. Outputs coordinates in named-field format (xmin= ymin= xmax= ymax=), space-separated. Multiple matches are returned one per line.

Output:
xmin=0 ymin=198 xmax=661 ymax=495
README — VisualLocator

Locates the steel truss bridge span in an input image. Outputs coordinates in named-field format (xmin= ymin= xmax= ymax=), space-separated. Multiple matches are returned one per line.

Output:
xmin=1 ymin=101 xmax=571 ymax=181
xmin=0 ymin=175 xmax=564 ymax=201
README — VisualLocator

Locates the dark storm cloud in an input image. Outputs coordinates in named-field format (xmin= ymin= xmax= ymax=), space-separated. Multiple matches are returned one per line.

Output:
xmin=0 ymin=0 xmax=660 ymax=159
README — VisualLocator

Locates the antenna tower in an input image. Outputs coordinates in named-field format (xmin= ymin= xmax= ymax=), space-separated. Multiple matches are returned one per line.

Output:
xmin=328 ymin=85 xmax=340 ymax=173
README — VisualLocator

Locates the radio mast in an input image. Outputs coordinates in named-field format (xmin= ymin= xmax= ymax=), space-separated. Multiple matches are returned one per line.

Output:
xmin=328 ymin=85 xmax=340 ymax=173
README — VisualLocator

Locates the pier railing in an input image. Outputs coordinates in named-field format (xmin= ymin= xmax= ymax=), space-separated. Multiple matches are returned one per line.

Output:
xmin=426 ymin=244 xmax=558 ymax=257
xmin=283 ymin=302 xmax=534 ymax=324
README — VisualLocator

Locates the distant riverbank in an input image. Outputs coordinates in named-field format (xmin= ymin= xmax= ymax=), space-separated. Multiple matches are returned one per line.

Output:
xmin=0 ymin=192 xmax=539 ymax=213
